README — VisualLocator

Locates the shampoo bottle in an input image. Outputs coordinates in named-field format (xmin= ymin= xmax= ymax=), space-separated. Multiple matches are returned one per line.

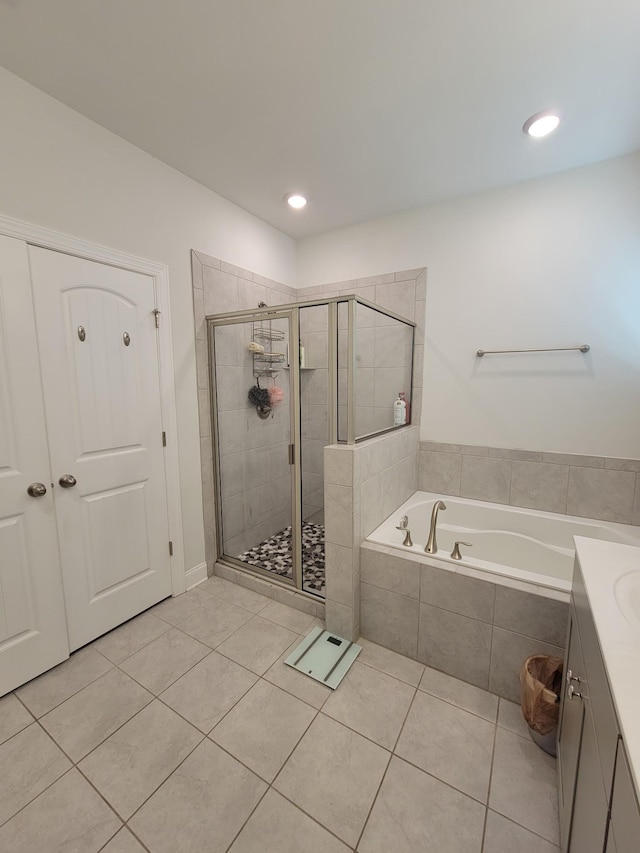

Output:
xmin=393 ymin=393 xmax=407 ymax=425
xmin=399 ymin=391 xmax=410 ymax=423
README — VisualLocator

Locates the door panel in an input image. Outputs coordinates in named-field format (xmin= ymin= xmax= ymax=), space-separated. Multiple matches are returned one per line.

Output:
xmin=212 ymin=315 xmax=297 ymax=582
xmin=29 ymin=247 xmax=171 ymax=650
xmin=0 ymin=236 xmax=69 ymax=695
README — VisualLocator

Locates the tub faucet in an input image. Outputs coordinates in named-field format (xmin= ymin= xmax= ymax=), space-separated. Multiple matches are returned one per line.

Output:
xmin=425 ymin=500 xmax=447 ymax=554
xmin=396 ymin=516 xmax=413 ymax=547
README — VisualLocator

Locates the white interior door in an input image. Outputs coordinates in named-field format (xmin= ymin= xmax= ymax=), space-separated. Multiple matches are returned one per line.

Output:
xmin=0 ymin=236 xmax=69 ymax=695
xmin=29 ymin=247 xmax=172 ymax=651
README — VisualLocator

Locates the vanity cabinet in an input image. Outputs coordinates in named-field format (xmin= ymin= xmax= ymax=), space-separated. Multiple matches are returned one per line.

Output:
xmin=558 ymin=554 xmax=640 ymax=853
xmin=558 ymin=606 xmax=610 ymax=852
xmin=606 ymin=741 xmax=640 ymax=853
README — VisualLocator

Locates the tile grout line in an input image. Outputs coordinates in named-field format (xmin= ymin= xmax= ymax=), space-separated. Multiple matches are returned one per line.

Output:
xmin=355 ymin=656 xmax=424 ymax=688
xmin=4 ymin=593 xmax=558 ymax=848
xmin=353 ymin=746 xmax=394 ymax=851
xmin=14 ymin=646 xmax=115 ymax=720
xmin=109 ymin=729 xmax=209 ymax=827
xmin=221 ymin=700 xmax=324 ymax=851
xmin=355 ymin=683 xmax=420 ymax=849
xmin=479 ymin=712 xmax=499 ymax=850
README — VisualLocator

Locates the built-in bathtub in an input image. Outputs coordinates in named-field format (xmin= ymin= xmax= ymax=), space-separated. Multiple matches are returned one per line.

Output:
xmin=360 ymin=491 xmax=640 ymax=701
xmin=368 ymin=491 xmax=640 ymax=592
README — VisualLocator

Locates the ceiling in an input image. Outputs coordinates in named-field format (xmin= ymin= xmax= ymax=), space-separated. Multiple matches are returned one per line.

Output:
xmin=1 ymin=0 xmax=639 ymax=239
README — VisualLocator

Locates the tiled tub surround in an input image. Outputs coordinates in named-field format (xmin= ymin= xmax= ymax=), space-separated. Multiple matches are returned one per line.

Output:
xmin=324 ymin=426 xmax=420 ymax=640
xmin=360 ymin=541 xmax=569 ymax=703
xmin=419 ymin=441 xmax=640 ymax=526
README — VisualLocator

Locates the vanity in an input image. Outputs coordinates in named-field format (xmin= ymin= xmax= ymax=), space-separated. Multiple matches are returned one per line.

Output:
xmin=558 ymin=538 xmax=640 ymax=852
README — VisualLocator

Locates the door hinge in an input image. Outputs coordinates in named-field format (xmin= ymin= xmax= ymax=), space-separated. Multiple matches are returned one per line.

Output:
xmin=162 ymin=431 xmax=167 ymax=447
xmin=153 ymin=308 xmax=161 ymax=328
xmin=169 ymin=541 xmax=173 ymax=556
xmin=288 ymin=444 xmax=294 ymax=465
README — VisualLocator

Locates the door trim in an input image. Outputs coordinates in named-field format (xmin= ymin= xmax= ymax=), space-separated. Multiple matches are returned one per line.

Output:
xmin=0 ymin=214 xmax=186 ymax=596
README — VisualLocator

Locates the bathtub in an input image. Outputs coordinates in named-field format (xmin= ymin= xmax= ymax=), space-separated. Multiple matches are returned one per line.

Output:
xmin=367 ymin=490 xmax=640 ymax=593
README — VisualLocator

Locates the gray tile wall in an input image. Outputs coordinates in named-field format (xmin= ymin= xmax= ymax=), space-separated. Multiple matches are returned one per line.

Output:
xmin=214 ymin=319 xmax=292 ymax=557
xmin=297 ymin=268 xmax=426 ymax=439
xmin=324 ymin=426 xmax=420 ymax=641
xmin=360 ymin=543 xmax=569 ymax=702
xmin=419 ymin=441 xmax=640 ymax=526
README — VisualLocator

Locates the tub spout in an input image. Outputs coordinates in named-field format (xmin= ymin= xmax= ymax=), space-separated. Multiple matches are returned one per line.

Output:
xmin=425 ymin=500 xmax=447 ymax=554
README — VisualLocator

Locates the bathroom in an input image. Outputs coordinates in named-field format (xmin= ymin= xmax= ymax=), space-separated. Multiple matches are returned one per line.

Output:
xmin=1 ymin=3 xmax=640 ymax=852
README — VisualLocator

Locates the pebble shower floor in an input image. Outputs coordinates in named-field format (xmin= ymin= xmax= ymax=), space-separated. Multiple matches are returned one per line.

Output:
xmin=237 ymin=522 xmax=325 ymax=597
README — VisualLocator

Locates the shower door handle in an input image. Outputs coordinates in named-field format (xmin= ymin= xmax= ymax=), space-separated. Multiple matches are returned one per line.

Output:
xmin=288 ymin=444 xmax=295 ymax=465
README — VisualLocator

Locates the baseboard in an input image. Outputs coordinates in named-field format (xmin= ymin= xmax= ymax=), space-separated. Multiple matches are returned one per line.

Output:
xmin=185 ymin=562 xmax=208 ymax=590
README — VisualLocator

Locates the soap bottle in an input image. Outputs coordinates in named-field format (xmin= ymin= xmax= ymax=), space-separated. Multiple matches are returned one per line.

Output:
xmin=393 ymin=393 xmax=407 ymax=425
xmin=399 ymin=391 xmax=410 ymax=423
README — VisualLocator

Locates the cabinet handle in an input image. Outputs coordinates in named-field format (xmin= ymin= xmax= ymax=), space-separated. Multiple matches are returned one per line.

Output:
xmin=567 ymin=685 xmax=583 ymax=701
xmin=566 ymin=669 xmax=581 ymax=685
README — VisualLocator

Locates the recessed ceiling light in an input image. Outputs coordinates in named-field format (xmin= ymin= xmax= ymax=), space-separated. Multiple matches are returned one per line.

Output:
xmin=522 ymin=111 xmax=561 ymax=138
xmin=285 ymin=193 xmax=307 ymax=209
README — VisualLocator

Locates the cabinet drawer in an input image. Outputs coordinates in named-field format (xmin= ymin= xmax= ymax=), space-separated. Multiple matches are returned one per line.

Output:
xmin=573 ymin=558 xmax=619 ymax=797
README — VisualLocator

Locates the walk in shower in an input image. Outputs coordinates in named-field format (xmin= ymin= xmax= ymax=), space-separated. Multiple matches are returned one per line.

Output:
xmin=207 ymin=296 xmax=415 ymax=599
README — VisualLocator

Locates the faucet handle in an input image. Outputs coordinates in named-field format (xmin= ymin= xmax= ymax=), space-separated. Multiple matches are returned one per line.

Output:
xmin=397 ymin=515 xmax=409 ymax=529
xmin=451 ymin=541 xmax=472 ymax=561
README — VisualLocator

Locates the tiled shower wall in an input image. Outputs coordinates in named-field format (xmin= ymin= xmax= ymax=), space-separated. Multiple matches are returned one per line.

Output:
xmin=192 ymin=251 xmax=297 ymax=573
xmin=419 ymin=441 xmax=640 ymax=526
xmin=298 ymin=269 xmax=425 ymax=440
xmin=213 ymin=320 xmax=292 ymax=556
xmin=324 ymin=425 xmax=420 ymax=641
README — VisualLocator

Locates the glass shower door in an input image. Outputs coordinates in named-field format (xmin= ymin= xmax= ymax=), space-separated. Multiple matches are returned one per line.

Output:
xmin=211 ymin=311 xmax=300 ymax=588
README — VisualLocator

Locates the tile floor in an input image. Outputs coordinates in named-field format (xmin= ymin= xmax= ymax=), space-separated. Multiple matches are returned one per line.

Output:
xmin=0 ymin=575 xmax=560 ymax=852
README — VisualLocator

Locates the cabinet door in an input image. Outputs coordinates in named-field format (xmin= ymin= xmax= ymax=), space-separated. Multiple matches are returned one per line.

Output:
xmin=607 ymin=741 xmax=640 ymax=853
xmin=0 ymin=236 xmax=69 ymax=695
xmin=558 ymin=611 xmax=586 ymax=849
xmin=568 ymin=697 xmax=610 ymax=853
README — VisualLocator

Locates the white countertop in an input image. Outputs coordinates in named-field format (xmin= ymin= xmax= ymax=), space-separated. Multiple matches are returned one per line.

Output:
xmin=575 ymin=536 xmax=640 ymax=796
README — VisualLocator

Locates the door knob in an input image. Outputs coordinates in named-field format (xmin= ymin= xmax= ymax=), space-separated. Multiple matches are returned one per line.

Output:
xmin=27 ymin=482 xmax=47 ymax=497
xmin=58 ymin=474 xmax=77 ymax=488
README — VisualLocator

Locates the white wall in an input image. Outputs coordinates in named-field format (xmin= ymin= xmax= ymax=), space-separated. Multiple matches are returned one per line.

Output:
xmin=297 ymin=153 xmax=640 ymax=458
xmin=0 ymin=67 xmax=296 ymax=575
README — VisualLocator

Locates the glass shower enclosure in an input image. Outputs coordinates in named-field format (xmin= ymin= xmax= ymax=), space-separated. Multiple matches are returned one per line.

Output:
xmin=207 ymin=296 xmax=415 ymax=599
